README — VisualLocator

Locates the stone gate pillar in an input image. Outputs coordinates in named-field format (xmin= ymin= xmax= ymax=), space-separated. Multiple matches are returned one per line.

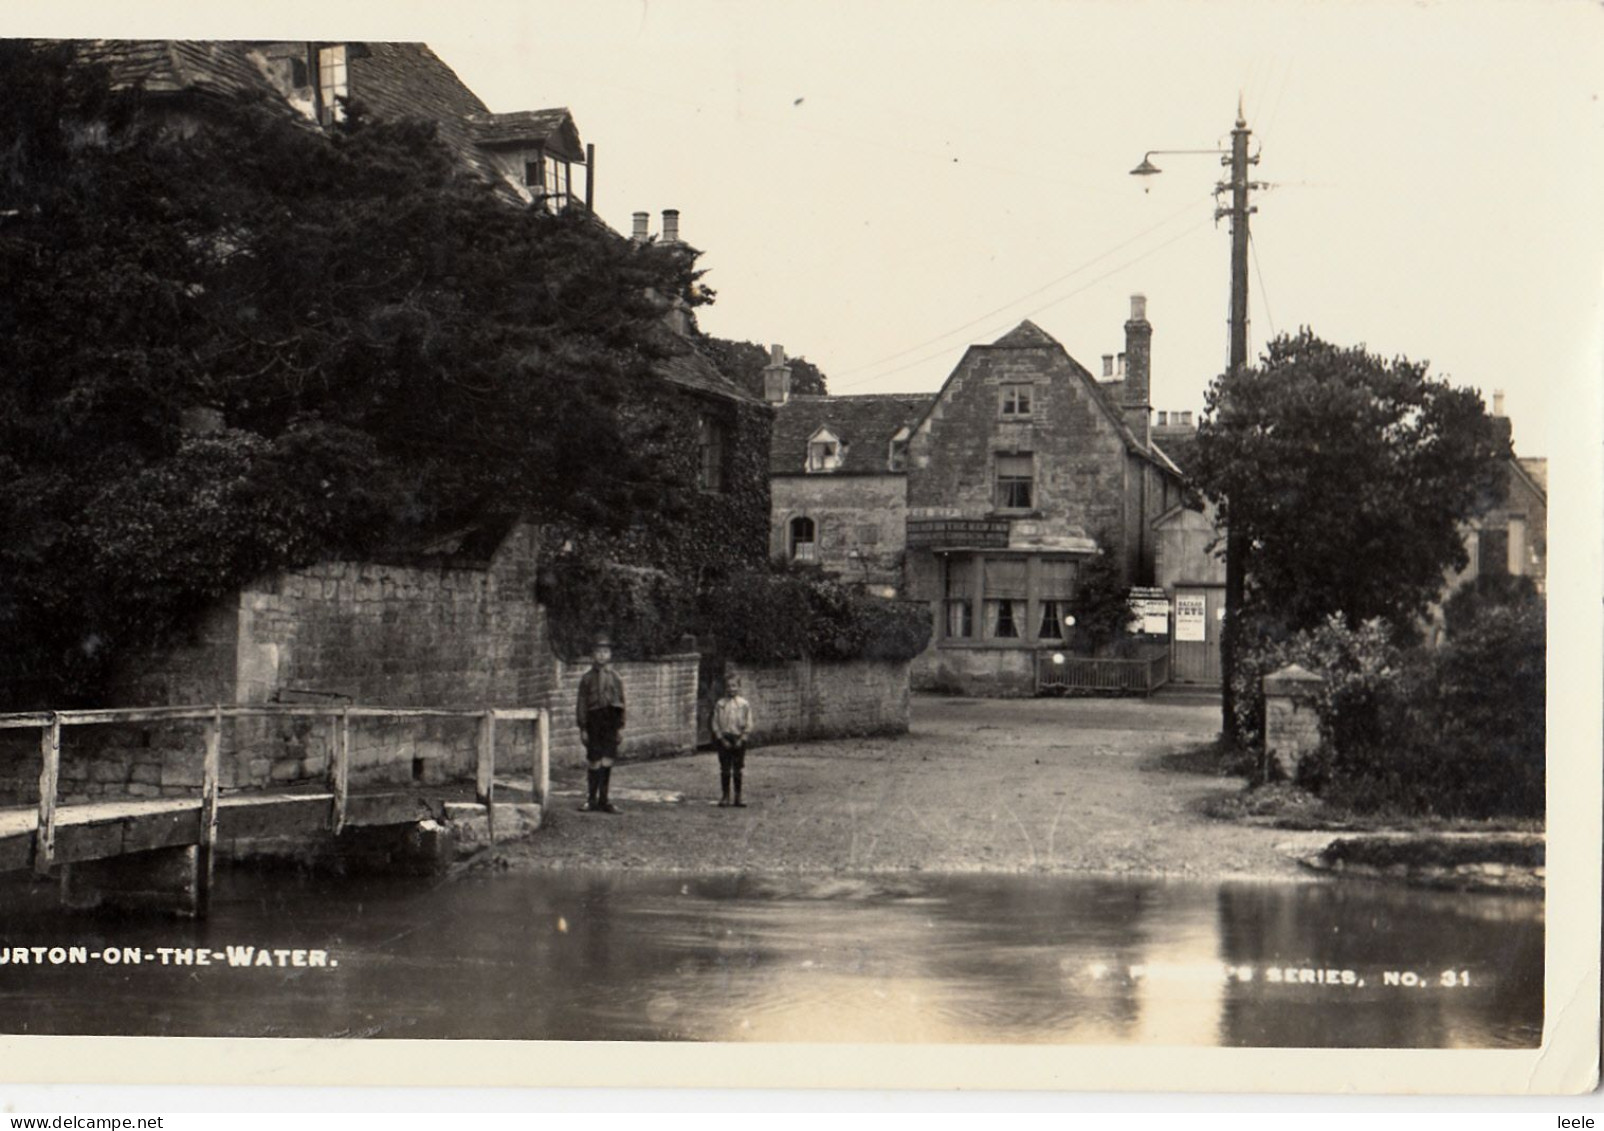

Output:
xmin=1262 ymin=663 xmax=1323 ymax=781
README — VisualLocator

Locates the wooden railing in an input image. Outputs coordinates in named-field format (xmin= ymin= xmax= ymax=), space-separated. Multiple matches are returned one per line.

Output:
xmin=0 ymin=703 xmax=551 ymax=886
xmin=1035 ymin=646 xmax=1171 ymax=696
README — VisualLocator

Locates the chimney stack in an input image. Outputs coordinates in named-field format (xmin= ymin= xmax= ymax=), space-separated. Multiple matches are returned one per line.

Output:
xmin=1102 ymin=354 xmax=1114 ymax=379
xmin=631 ymin=211 xmax=649 ymax=241
xmin=763 ymin=344 xmax=792 ymax=406
xmin=1492 ymin=389 xmax=1506 ymax=416
xmin=1123 ymin=293 xmax=1152 ymax=448
xmin=662 ymin=208 xmax=680 ymax=244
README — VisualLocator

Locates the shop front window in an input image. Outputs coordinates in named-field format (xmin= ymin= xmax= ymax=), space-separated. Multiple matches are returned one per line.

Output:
xmin=983 ymin=557 xmax=1027 ymax=639
xmin=944 ymin=555 xmax=975 ymax=639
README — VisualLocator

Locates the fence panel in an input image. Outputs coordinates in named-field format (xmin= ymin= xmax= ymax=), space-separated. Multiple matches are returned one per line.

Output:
xmin=1036 ymin=646 xmax=1171 ymax=696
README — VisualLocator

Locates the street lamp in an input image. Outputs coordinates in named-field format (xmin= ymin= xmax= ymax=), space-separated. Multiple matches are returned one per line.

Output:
xmin=1132 ymin=101 xmax=1261 ymax=746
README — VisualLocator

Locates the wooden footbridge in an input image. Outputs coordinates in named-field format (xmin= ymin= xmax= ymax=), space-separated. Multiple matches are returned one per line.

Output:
xmin=0 ymin=702 xmax=551 ymax=916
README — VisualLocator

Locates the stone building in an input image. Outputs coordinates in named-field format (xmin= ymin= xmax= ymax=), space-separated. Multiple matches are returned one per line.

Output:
xmin=39 ymin=40 xmax=772 ymax=684
xmin=767 ymin=356 xmax=929 ymax=594
xmin=1440 ymin=391 xmax=1548 ymax=601
xmin=768 ymin=296 xmax=1189 ymax=695
xmin=79 ymin=41 xmax=592 ymax=209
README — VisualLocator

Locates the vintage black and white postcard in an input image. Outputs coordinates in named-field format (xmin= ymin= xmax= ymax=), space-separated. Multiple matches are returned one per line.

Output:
xmin=0 ymin=0 xmax=1597 ymax=1103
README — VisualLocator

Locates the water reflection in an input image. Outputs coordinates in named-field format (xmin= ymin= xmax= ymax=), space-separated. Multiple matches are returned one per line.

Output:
xmin=0 ymin=867 xmax=1541 ymax=1046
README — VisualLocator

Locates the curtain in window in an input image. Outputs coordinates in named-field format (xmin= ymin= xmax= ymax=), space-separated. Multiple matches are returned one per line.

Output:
xmin=996 ymin=454 xmax=1034 ymax=509
xmin=1038 ymin=601 xmax=1064 ymax=639
xmin=985 ymin=600 xmax=1025 ymax=638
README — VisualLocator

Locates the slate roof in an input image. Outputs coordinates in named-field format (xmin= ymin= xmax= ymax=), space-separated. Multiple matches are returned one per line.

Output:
xmin=649 ymin=329 xmax=763 ymax=406
xmin=69 ymin=41 xmax=579 ymax=193
xmin=75 ymin=40 xmax=284 ymax=101
xmin=339 ymin=42 xmax=493 ymax=177
xmin=771 ymin=393 xmax=933 ymax=475
xmin=469 ymin=108 xmax=586 ymax=162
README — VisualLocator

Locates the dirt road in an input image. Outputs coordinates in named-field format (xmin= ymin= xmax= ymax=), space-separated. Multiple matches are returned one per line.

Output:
xmin=497 ymin=695 xmax=1334 ymax=878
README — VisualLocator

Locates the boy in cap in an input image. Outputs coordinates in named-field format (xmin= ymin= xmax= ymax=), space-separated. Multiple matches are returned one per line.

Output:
xmin=575 ymin=632 xmax=626 ymax=813
xmin=711 ymin=672 xmax=754 ymax=807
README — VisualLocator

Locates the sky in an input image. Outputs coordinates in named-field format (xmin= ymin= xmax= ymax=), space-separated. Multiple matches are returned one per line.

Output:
xmin=7 ymin=0 xmax=1603 ymax=456
xmin=408 ymin=0 xmax=1604 ymax=459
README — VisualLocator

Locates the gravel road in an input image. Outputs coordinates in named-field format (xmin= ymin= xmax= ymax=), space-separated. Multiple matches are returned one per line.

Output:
xmin=494 ymin=694 xmax=1334 ymax=878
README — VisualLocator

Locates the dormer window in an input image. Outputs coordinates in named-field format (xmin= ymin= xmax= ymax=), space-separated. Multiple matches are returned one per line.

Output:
xmin=523 ymin=146 xmax=573 ymax=212
xmin=1000 ymin=383 xmax=1034 ymax=418
xmin=806 ymin=428 xmax=843 ymax=473
xmin=316 ymin=45 xmax=348 ymax=126
xmin=888 ymin=426 xmax=911 ymax=471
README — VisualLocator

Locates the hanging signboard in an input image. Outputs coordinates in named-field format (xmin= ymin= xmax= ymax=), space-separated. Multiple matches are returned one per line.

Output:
xmin=1127 ymin=586 xmax=1170 ymax=635
xmin=1175 ymin=594 xmax=1207 ymax=642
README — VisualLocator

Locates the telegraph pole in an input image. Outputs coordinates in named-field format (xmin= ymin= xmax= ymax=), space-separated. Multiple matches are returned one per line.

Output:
xmin=1131 ymin=101 xmax=1259 ymax=746
xmin=1219 ymin=104 xmax=1254 ymax=747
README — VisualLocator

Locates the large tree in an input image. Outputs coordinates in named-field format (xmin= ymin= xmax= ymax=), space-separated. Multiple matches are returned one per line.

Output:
xmin=1191 ymin=330 xmax=1508 ymax=638
xmin=0 ymin=42 xmax=709 ymax=703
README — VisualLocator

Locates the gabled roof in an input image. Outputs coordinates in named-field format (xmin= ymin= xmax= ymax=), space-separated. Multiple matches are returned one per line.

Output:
xmin=1514 ymin=456 xmax=1547 ymax=500
xmin=649 ymin=329 xmax=763 ymax=406
xmin=469 ymin=108 xmax=586 ymax=163
xmin=988 ymin=319 xmax=1059 ymax=349
xmin=771 ymin=393 xmax=933 ymax=474
xmin=908 ymin=319 xmax=1177 ymax=474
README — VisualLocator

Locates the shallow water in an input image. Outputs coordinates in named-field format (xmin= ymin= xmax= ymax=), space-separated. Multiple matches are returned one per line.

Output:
xmin=0 ymin=867 xmax=1542 ymax=1046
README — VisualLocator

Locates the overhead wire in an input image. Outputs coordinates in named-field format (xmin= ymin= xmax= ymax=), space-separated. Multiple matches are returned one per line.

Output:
xmin=1249 ymin=232 xmax=1277 ymax=344
xmin=833 ymin=214 xmax=1215 ymax=390
xmin=830 ymin=191 xmax=1215 ymax=387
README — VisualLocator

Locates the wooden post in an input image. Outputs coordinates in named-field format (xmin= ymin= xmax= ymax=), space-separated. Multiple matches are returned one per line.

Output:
xmin=536 ymin=708 xmax=551 ymax=812
xmin=197 ymin=705 xmax=222 ymax=917
xmin=331 ymin=706 xmax=350 ymax=834
xmin=33 ymin=715 xmax=60 ymax=876
xmin=476 ymin=710 xmax=496 ymax=843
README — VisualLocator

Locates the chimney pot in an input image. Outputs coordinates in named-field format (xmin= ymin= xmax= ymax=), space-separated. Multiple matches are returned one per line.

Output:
xmin=662 ymin=208 xmax=680 ymax=244
xmin=1102 ymin=354 xmax=1114 ymax=378
xmin=1122 ymin=295 xmax=1153 ymax=448
xmin=1492 ymin=389 xmax=1506 ymax=416
xmin=763 ymin=344 xmax=793 ymax=406
xmin=631 ymin=211 xmax=649 ymax=241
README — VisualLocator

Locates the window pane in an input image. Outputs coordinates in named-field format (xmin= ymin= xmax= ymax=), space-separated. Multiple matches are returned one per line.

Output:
xmin=985 ymin=599 xmax=1024 ymax=638
xmin=1038 ymin=601 xmax=1064 ymax=639
xmin=945 ymin=556 xmax=975 ymax=598
xmin=998 ymin=477 xmax=1033 ymax=509
xmin=984 ymin=557 xmax=1028 ymax=598
xmin=946 ymin=601 xmax=973 ymax=638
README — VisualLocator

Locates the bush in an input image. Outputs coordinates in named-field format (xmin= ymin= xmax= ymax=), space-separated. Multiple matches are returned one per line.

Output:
xmin=1245 ymin=595 xmax=1544 ymax=819
xmin=697 ymin=569 xmax=931 ymax=665
xmin=543 ymin=554 xmax=691 ymax=662
xmin=1232 ymin=614 xmax=1401 ymax=755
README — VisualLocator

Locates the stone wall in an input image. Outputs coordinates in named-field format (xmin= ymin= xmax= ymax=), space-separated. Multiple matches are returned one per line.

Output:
xmin=770 ymin=474 xmax=907 ymax=590
xmin=911 ymin=645 xmax=1036 ymax=698
xmin=545 ymin=654 xmax=700 ymax=769
xmin=0 ymin=523 xmax=552 ymax=806
xmin=905 ymin=338 xmax=1130 ymax=549
xmin=726 ymin=658 xmax=910 ymax=744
